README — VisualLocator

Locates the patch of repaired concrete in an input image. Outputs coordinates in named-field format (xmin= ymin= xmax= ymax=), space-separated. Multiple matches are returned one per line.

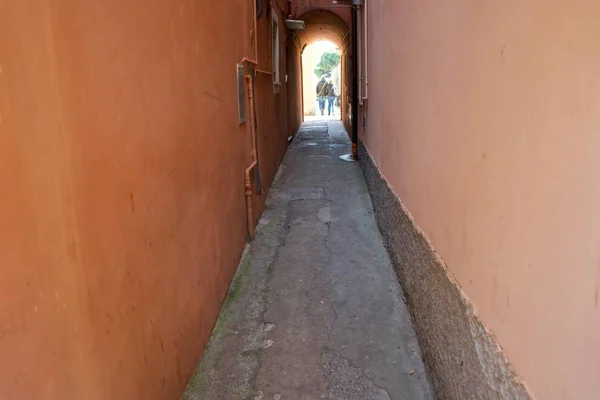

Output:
xmin=324 ymin=348 xmax=391 ymax=400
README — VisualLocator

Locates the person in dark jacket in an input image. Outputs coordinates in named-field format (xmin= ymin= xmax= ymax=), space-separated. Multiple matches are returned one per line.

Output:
xmin=326 ymin=80 xmax=337 ymax=116
xmin=316 ymin=76 xmax=328 ymax=116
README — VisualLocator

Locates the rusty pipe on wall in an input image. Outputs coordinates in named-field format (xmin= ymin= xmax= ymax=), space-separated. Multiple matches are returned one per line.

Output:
xmin=244 ymin=74 xmax=259 ymax=239
xmin=239 ymin=0 xmax=273 ymax=74
xmin=245 ymin=74 xmax=258 ymax=163
xmin=239 ymin=0 xmax=259 ymax=66
xmin=253 ymin=0 xmax=258 ymax=62
xmin=240 ymin=57 xmax=258 ymax=65
xmin=244 ymin=160 xmax=257 ymax=239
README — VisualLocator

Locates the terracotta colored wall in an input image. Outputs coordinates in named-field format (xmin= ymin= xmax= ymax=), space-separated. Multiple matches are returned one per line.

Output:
xmin=253 ymin=4 xmax=290 ymax=212
xmin=0 ymin=1 xmax=290 ymax=399
xmin=361 ymin=1 xmax=600 ymax=398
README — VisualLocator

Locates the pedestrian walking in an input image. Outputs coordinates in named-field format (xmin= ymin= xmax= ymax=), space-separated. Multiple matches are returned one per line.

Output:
xmin=316 ymin=76 xmax=328 ymax=116
xmin=326 ymin=80 xmax=337 ymax=116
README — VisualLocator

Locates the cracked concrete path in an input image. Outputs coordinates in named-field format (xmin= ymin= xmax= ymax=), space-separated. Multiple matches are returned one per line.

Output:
xmin=182 ymin=121 xmax=433 ymax=400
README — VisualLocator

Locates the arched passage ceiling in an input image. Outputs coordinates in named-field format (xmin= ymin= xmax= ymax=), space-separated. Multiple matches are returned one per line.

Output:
xmin=296 ymin=10 xmax=349 ymax=49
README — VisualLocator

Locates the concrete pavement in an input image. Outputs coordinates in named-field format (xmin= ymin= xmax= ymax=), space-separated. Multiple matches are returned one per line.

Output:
xmin=182 ymin=120 xmax=433 ymax=400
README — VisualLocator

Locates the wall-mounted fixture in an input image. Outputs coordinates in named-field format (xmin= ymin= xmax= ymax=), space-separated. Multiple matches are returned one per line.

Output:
xmin=332 ymin=0 xmax=362 ymax=4
xmin=285 ymin=19 xmax=305 ymax=30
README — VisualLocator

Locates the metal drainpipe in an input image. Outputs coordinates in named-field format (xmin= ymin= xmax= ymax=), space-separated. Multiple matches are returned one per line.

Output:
xmin=357 ymin=4 xmax=362 ymax=106
xmin=240 ymin=0 xmax=271 ymax=75
xmin=244 ymin=74 xmax=259 ymax=240
xmin=351 ymin=5 xmax=359 ymax=159
xmin=363 ymin=0 xmax=368 ymax=101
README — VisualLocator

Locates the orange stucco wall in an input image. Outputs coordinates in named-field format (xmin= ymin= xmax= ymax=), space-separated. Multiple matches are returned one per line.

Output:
xmin=361 ymin=1 xmax=600 ymax=398
xmin=0 ymin=1 xmax=291 ymax=399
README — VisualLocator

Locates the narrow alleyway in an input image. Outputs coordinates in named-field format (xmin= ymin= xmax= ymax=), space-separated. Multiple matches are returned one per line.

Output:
xmin=183 ymin=121 xmax=433 ymax=400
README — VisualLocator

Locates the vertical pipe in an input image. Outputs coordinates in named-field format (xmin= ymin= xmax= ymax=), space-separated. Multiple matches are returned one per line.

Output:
xmin=357 ymin=4 xmax=363 ymax=106
xmin=244 ymin=74 xmax=258 ymax=239
xmin=351 ymin=5 xmax=359 ymax=159
xmin=245 ymin=75 xmax=258 ymax=163
xmin=300 ymin=49 xmax=305 ymax=121
xmin=253 ymin=0 xmax=258 ymax=62
xmin=363 ymin=0 xmax=368 ymax=100
xmin=268 ymin=5 xmax=272 ymax=79
xmin=244 ymin=162 xmax=257 ymax=240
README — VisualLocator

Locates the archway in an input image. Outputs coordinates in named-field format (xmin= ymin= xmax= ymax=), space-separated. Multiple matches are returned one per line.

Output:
xmin=294 ymin=9 xmax=350 ymax=125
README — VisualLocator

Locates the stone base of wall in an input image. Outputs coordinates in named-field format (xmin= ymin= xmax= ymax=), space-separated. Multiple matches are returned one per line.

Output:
xmin=358 ymin=140 xmax=531 ymax=400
